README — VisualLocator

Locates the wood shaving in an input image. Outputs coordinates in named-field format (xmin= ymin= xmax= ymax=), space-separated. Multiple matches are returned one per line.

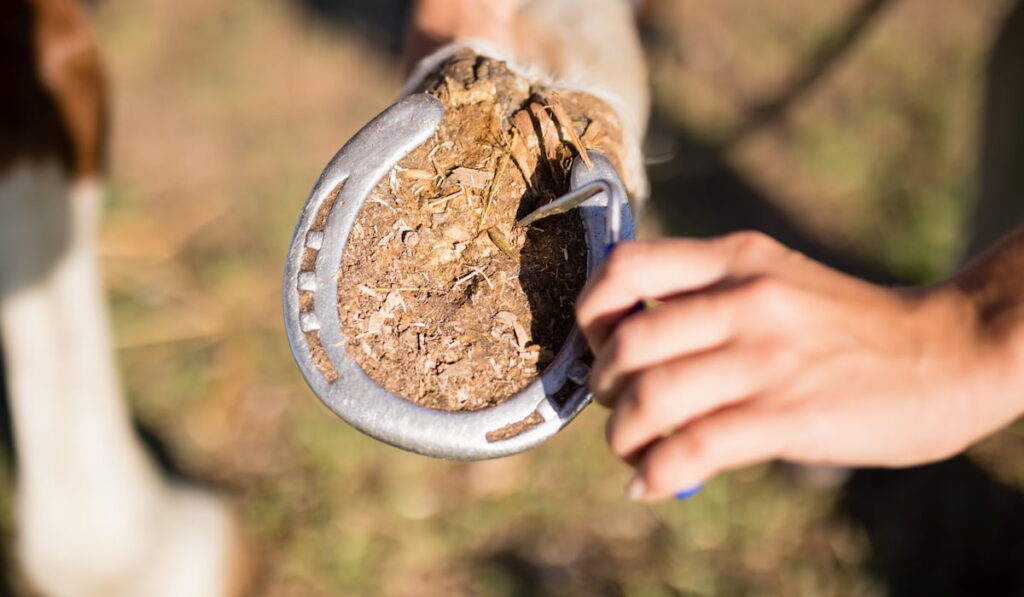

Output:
xmin=449 ymin=167 xmax=494 ymax=189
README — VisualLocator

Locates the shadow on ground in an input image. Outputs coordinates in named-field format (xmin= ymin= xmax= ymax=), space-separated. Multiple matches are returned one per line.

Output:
xmin=469 ymin=519 xmax=679 ymax=597
xmin=842 ymin=459 xmax=1024 ymax=597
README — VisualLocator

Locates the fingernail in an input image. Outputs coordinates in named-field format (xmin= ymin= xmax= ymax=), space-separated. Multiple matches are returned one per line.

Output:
xmin=674 ymin=483 xmax=703 ymax=500
xmin=627 ymin=476 xmax=647 ymax=501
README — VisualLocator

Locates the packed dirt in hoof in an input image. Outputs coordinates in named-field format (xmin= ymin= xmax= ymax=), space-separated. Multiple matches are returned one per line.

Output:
xmin=337 ymin=49 xmax=627 ymax=411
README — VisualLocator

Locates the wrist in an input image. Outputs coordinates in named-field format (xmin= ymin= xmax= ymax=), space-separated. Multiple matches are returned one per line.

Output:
xmin=928 ymin=274 xmax=1024 ymax=430
xmin=949 ymin=229 xmax=1024 ymax=363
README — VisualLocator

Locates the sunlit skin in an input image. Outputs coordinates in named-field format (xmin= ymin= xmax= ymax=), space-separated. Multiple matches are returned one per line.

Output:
xmin=405 ymin=0 xmax=522 ymax=70
xmin=576 ymin=230 xmax=1024 ymax=501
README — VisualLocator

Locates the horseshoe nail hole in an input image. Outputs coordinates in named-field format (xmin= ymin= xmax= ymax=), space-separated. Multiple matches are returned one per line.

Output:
xmin=305 ymin=229 xmax=324 ymax=250
xmin=298 ymin=271 xmax=317 ymax=291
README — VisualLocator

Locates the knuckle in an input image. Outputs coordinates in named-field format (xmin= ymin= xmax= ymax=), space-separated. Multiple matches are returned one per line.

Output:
xmin=630 ymin=371 xmax=664 ymax=421
xmin=609 ymin=317 xmax=643 ymax=364
xmin=602 ymin=333 xmax=626 ymax=369
xmin=678 ymin=428 xmax=711 ymax=465
xmin=726 ymin=230 xmax=775 ymax=256
xmin=606 ymin=385 xmax=641 ymax=458
xmin=725 ymin=231 xmax=795 ymax=271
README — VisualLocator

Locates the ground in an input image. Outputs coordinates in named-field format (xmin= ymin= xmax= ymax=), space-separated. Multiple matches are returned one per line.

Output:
xmin=2 ymin=0 xmax=1024 ymax=594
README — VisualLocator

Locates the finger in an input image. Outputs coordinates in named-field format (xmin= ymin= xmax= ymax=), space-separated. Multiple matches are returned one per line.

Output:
xmin=576 ymin=237 xmax=742 ymax=351
xmin=630 ymin=404 xmax=792 ymax=501
xmin=590 ymin=289 xmax=737 ymax=406
xmin=604 ymin=346 xmax=775 ymax=459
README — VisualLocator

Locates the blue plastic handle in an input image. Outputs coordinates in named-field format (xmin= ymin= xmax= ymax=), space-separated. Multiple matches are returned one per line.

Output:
xmin=674 ymin=483 xmax=703 ymax=500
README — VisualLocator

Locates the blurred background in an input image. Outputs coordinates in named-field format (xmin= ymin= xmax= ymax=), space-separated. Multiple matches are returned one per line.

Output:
xmin=3 ymin=0 xmax=1024 ymax=594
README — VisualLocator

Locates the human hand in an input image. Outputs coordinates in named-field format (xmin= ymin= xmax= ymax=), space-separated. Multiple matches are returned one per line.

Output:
xmin=404 ymin=0 xmax=523 ymax=71
xmin=576 ymin=232 xmax=1024 ymax=501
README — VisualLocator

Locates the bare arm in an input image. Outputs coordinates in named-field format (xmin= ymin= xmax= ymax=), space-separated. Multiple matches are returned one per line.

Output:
xmin=576 ymin=228 xmax=1024 ymax=501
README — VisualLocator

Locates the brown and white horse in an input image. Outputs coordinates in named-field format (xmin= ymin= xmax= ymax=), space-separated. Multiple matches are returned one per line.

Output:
xmin=0 ymin=1 xmax=247 ymax=595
